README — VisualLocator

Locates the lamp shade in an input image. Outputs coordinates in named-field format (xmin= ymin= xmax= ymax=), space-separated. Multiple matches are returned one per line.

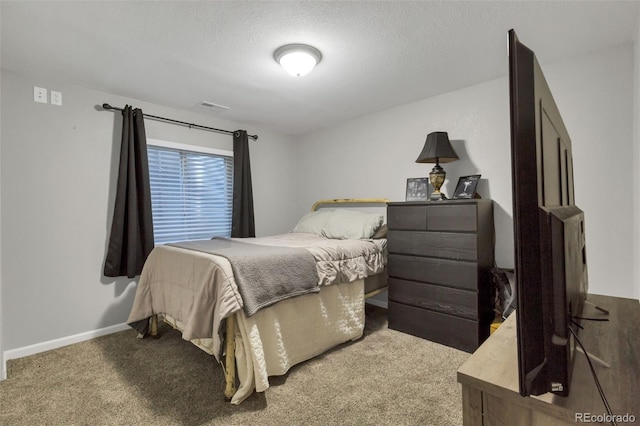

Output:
xmin=415 ymin=131 xmax=459 ymax=163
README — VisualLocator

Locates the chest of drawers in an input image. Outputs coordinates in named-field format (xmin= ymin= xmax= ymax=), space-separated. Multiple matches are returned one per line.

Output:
xmin=386 ymin=200 xmax=495 ymax=352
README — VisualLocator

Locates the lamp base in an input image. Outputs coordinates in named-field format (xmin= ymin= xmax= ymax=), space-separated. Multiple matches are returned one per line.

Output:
xmin=430 ymin=190 xmax=448 ymax=201
xmin=429 ymin=163 xmax=447 ymax=201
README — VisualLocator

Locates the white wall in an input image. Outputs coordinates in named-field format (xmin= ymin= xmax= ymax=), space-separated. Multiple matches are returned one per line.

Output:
xmin=296 ymin=77 xmax=513 ymax=266
xmin=0 ymin=3 xmax=4 ymax=380
xmin=297 ymin=43 xmax=636 ymax=300
xmin=0 ymin=69 xmax=299 ymax=355
xmin=544 ymin=43 xmax=635 ymax=299
xmin=635 ymin=12 xmax=640 ymax=300
xmin=1 ymin=34 xmax=637 ymax=371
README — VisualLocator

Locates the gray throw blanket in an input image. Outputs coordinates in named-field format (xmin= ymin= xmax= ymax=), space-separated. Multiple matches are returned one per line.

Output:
xmin=169 ymin=238 xmax=319 ymax=316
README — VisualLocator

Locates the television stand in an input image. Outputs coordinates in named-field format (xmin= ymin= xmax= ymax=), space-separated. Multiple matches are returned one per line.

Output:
xmin=457 ymin=294 xmax=639 ymax=425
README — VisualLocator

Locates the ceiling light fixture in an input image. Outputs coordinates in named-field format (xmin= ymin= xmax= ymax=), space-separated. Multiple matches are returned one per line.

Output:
xmin=274 ymin=44 xmax=322 ymax=77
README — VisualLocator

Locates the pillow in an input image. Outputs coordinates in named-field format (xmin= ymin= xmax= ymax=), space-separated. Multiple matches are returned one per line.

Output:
xmin=371 ymin=223 xmax=388 ymax=239
xmin=292 ymin=210 xmax=334 ymax=235
xmin=321 ymin=209 xmax=384 ymax=240
xmin=292 ymin=209 xmax=384 ymax=239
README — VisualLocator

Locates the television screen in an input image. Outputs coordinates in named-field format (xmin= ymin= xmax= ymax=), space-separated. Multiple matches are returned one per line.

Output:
xmin=508 ymin=29 xmax=589 ymax=396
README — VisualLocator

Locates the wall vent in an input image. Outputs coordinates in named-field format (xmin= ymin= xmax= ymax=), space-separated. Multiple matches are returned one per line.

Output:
xmin=200 ymin=101 xmax=230 ymax=112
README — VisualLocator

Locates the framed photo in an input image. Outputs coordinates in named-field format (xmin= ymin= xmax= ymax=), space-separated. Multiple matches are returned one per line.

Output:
xmin=452 ymin=174 xmax=481 ymax=199
xmin=406 ymin=177 xmax=431 ymax=201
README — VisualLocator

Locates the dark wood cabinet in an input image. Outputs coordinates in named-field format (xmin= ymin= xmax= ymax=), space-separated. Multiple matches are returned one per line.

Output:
xmin=387 ymin=200 xmax=495 ymax=352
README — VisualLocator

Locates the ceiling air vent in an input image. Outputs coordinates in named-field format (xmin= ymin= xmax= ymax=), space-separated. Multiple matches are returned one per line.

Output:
xmin=200 ymin=101 xmax=230 ymax=112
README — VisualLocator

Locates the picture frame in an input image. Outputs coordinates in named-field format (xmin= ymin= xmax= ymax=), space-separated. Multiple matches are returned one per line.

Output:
xmin=452 ymin=174 xmax=481 ymax=199
xmin=405 ymin=177 xmax=431 ymax=201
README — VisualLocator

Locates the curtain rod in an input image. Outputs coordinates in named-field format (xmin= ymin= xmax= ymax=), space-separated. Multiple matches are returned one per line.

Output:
xmin=101 ymin=103 xmax=258 ymax=140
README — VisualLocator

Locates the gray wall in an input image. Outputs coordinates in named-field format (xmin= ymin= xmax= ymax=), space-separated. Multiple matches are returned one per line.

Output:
xmin=544 ymin=43 xmax=635 ymax=298
xmin=0 ymin=3 xmax=4 ymax=378
xmin=635 ymin=13 xmax=640 ymax=300
xmin=296 ymin=76 xmax=514 ymax=265
xmin=0 ymin=70 xmax=299 ymax=351
xmin=296 ymin=43 xmax=637 ymax=300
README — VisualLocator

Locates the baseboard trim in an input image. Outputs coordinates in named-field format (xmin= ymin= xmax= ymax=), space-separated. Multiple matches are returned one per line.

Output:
xmin=2 ymin=323 xmax=129 ymax=380
xmin=3 ymin=301 xmax=387 ymax=381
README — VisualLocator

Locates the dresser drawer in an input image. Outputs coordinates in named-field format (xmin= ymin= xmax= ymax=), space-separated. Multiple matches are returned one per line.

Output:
xmin=426 ymin=204 xmax=477 ymax=232
xmin=388 ymin=203 xmax=480 ymax=232
xmin=388 ymin=301 xmax=482 ymax=352
xmin=388 ymin=254 xmax=478 ymax=290
xmin=388 ymin=205 xmax=427 ymax=230
xmin=387 ymin=230 xmax=478 ymax=261
xmin=388 ymin=278 xmax=478 ymax=320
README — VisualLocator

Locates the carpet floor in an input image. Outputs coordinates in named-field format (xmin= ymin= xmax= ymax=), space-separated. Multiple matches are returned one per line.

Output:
xmin=0 ymin=306 xmax=469 ymax=425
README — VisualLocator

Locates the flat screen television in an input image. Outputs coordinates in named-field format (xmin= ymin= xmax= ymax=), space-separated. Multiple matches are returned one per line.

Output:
xmin=508 ymin=29 xmax=589 ymax=397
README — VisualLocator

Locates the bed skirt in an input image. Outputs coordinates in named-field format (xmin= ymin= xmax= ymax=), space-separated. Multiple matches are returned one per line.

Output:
xmin=162 ymin=279 xmax=365 ymax=404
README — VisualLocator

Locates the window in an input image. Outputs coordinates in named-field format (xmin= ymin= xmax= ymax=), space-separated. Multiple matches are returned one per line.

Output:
xmin=147 ymin=139 xmax=233 ymax=245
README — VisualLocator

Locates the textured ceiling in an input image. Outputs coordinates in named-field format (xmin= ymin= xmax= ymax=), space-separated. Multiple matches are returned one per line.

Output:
xmin=2 ymin=1 xmax=639 ymax=135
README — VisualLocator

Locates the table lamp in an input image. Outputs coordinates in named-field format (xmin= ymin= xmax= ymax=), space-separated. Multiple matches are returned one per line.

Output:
xmin=416 ymin=131 xmax=459 ymax=200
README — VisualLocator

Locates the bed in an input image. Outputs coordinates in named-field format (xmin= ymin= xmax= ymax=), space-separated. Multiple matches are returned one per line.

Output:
xmin=126 ymin=198 xmax=389 ymax=404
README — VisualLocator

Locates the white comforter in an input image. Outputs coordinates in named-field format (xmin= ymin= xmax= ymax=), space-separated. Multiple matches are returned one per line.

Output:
xmin=234 ymin=232 xmax=386 ymax=286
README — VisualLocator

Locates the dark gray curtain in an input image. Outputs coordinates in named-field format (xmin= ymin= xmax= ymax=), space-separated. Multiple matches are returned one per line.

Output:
xmin=104 ymin=106 xmax=155 ymax=278
xmin=231 ymin=130 xmax=255 ymax=237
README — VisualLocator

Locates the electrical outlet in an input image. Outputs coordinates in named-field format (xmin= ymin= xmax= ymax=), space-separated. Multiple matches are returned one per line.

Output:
xmin=34 ymin=86 xmax=47 ymax=104
xmin=51 ymin=91 xmax=62 ymax=106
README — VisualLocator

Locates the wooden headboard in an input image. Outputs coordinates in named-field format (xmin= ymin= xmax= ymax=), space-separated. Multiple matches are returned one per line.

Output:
xmin=311 ymin=198 xmax=390 ymax=211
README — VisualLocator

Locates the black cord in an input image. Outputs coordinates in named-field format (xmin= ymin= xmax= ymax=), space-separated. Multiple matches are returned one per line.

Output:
xmin=574 ymin=316 xmax=610 ymax=322
xmin=570 ymin=318 xmax=584 ymax=330
xmin=569 ymin=327 xmax=616 ymax=426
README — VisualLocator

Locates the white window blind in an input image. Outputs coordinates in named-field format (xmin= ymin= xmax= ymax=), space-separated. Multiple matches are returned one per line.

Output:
xmin=147 ymin=144 xmax=233 ymax=245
